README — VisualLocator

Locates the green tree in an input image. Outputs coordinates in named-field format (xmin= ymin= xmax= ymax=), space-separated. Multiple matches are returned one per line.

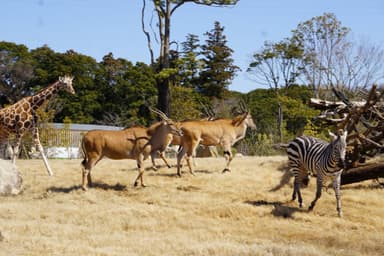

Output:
xmin=199 ymin=21 xmax=240 ymax=99
xmin=247 ymin=38 xmax=304 ymax=141
xmin=247 ymin=88 xmax=279 ymax=136
xmin=30 ymin=48 xmax=101 ymax=123
xmin=247 ymin=39 xmax=304 ymax=90
xmin=141 ymin=0 xmax=239 ymax=116
xmin=246 ymin=86 xmax=320 ymax=141
xmin=170 ymin=85 xmax=204 ymax=121
xmin=98 ymin=53 xmax=157 ymax=126
xmin=178 ymin=33 xmax=202 ymax=89
xmin=278 ymin=85 xmax=320 ymax=139
xmin=96 ymin=53 xmax=134 ymax=125
xmin=0 ymin=41 xmax=35 ymax=106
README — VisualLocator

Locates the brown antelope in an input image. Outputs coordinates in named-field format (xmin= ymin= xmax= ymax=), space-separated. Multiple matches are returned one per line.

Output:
xmin=176 ymin=110 xmax=256 ymax=176
xmin=151 ymin=107 xmax=218 ymax=169
xmin=150 ymin=133 xmax=179 ymax=169
xmin=80 ymin=108 xmax=182 ymax=190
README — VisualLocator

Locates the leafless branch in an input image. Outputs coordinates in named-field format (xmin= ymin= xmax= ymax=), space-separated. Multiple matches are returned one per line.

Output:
xmin=141 ymin=0 xmax=155 ymax=64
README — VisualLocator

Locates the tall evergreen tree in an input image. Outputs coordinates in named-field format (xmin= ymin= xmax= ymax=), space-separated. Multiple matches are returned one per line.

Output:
xmin=199 ymin=21 xmax=239 ymax=98
xmin=179 ymin=33 xmax=202 ymax=89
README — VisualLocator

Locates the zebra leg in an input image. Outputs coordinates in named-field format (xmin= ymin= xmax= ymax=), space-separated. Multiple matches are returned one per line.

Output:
xmin=333 ymin=174 xmax=343 ymax=217
xmin=290 ymin=167 xmax=304 ymax=207
xmin=176 ymin=146 xmax=186 ymax=177
xmin=309 ymin=175 xmax=323 ymax=212
xmin=292 ymin=175 xmax=304 ymax=207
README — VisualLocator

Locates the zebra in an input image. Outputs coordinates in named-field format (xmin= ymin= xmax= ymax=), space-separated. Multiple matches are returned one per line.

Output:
xmin=286 ymin=130 xmax=348 ymax=217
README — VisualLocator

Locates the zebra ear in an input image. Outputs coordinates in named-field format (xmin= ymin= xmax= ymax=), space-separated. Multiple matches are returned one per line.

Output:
xmin=329 ymin=131 xmax=337 ymax=140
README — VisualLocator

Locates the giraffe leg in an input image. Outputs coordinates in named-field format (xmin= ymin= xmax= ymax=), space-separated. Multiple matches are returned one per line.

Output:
xmin=33 ymin=128 xmax=53 ymax=176
xmin=12 ymin=134 xmax=22 ymax=164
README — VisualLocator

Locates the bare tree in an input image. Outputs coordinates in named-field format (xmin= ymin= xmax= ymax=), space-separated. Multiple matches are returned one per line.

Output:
xmin=292 ymin=13 xmax=350 ymax=98
xmin=141 ymin=0 xmax=239 ymax=116
xmin=338 ymin=38 xmax=384 ymax=91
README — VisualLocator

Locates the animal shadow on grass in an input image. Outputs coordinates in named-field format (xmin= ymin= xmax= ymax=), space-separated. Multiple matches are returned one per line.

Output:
xmin=194 ymin=169 xmax=215 ymax=174
xmin=149 ymin=171 xmax=179 ymax=178
xmin=47 ymin=182 xmax=127 ymax=193
xmin=149 ymin=168 xmax=214 ymax=178
xmin=245 ymin=200 xmax=304 ymax=218
xmin=269 ymin=163 xmax=293 ymax=192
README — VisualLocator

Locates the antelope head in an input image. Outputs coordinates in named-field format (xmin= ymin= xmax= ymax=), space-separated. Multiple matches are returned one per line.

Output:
xmin=237 ymin=100 xmax=256 ymax=130
xmin=149 ymin=107 xmax=183 ymax=136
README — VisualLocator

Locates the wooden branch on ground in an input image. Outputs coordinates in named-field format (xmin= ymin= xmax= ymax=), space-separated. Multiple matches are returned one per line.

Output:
xmin=307 ymin=85 xmax=384 ymax=185
xmin=341 ymin=162 xmax=384 ymax=185
xmin=309 ymin=98 xmax=366 ymax=110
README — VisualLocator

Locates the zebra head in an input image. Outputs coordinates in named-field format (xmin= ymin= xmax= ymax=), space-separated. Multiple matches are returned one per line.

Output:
xmin=329 ymin=129 xmax=348 ymax=169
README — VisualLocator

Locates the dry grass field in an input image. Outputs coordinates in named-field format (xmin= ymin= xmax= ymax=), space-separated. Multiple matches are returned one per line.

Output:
xmin=0 ymin=156 xmax=383 ymax=256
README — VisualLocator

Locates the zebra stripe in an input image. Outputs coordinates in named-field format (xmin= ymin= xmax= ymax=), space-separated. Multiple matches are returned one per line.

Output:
xmin=287 ymin=130 xmax=348 ymax=217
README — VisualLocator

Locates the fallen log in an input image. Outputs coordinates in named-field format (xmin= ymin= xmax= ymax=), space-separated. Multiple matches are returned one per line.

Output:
xmin=341 ymin=162 xmax=384 ymax=185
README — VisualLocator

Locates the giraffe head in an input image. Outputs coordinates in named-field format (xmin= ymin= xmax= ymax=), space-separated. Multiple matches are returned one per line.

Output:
xmin=59 ymin=75 xmax=75 ymax=95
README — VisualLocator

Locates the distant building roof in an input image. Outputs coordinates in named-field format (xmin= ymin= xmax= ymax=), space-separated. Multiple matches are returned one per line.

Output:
xmin=48 ymin=123 xmax=123 ymax=131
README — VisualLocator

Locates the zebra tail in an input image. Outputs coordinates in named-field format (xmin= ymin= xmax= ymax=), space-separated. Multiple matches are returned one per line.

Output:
xmin=273 ymin=143 xmax=289 ymax=150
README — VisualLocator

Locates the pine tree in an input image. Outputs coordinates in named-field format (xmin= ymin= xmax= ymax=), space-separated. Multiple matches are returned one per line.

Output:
xmin=199 ymin=21 xmax=239 ymax=99
xmin=179 ymin=33 xmax=202 ymax=89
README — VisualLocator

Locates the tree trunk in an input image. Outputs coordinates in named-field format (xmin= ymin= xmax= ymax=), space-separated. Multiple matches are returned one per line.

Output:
xmin=157 ymin=1 xmax=171 ymax=116
xmin=157 ymin=78 xmax=171 ymax=116
xmin=341 ymin=163 xmax=384 ymax=185
xmin=277 ymin=102 xmax=283 ymax=142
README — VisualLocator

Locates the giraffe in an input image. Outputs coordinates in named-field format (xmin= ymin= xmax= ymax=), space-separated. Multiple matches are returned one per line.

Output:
xmin=0 ymin=76 xmax=75 ymax=176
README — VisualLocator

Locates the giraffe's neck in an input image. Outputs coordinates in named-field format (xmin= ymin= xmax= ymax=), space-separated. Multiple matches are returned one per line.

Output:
xmin=30 ymin=81 xmax=61 ymax=109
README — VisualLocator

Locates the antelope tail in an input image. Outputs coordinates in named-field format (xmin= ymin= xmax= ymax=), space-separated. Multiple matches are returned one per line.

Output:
xmin=80 ymin=138 xmax=88 ymax=168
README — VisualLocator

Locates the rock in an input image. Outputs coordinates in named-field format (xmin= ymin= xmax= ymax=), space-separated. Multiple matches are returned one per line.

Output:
xmin=0 ymin=159 xmax=23 ymax=195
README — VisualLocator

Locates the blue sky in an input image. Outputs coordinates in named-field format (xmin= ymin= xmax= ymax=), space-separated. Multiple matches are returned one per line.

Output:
xmin=2 ymin=0 xmax=384 ymax=93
